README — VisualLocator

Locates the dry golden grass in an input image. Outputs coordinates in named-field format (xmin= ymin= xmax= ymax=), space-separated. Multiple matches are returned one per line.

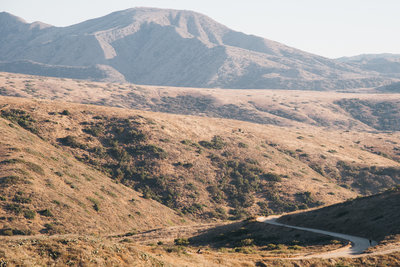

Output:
xmin=0 ymin=72 xmax=400 ymax=265
xmin=0 ymin=232 xmax=398 ymax=266
xmin=1 ymin=95 xmax=400 ymax=221
xmin=0 ymin=96 xmax=367 ymax=215
xmin=1 ymin=71 xmax=400 ymax=132
xmin=0 ymin=114 xmax=186 ymax=236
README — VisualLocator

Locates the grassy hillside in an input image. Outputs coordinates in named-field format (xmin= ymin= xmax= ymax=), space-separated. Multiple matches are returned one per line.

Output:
xmin=0 ymin=113 xmax=186 ymax=236
xmin=1 ymin=96 xmax=399 ymax=223
xmin=278 ymin=187 xmax=400 ymax=241
xmin=1 ymin=72 xmax=400 ymax=132
xmin=0 ymin=75 xmax=399 ymax=265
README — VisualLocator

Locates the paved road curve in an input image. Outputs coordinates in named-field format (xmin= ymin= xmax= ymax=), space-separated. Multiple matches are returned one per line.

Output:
xmin=257 ymin=215 xmax=377 ymax=259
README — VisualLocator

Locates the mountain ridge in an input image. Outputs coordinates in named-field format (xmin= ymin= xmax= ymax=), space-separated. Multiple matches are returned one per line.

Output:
xmin=0 ymin=7 xmax=393 ymax=90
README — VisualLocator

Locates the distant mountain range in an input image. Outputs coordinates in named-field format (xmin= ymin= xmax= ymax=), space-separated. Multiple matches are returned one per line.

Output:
xmin=0 ymin=8 xmax=398 ymax=90
xmin=337 ymin=53 xmax=400 ymax=78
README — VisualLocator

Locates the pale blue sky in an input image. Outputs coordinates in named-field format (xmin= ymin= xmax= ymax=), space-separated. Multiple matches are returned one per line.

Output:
xmin=2 ymin=0 xmax=400 ymax=58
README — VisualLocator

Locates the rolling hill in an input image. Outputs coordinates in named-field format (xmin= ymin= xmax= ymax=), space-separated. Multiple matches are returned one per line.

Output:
xmin=1 ymin=72 xmax=400 ymax=132
xmin=0 ymin=74 xmax=399 ymax=265
xmin=0 ymin=8 xmax=392 ymax=90
xmin=1 ymin=94 xmax=400 ymax=223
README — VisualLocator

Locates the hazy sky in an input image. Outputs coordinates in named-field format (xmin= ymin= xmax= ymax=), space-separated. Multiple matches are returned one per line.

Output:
xmin=2 ymin=0 xmax=400 ymax=58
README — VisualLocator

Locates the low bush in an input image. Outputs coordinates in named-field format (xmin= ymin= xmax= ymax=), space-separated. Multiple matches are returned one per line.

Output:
xmin=0 ymin=228 xmax=32 ymax=236
xmin=58 ymin=135 xmax=86 ymax=149
xmin=23 ymin=209 xmax=36 ymax=219
xmin=174 ymin=238 xmax=190 ymax=246
xmin=39 ymin=209 xmax=53 ymax=217
xmin=0 ymin=109 xmax=38 ymax=133
xmin=199 ymin=135 xmax=226 ymax=150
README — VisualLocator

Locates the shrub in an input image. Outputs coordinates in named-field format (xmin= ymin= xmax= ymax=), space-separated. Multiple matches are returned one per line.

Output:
xmin=260 ymin=172 xmax=282 ymax=182
xmin=183 ymin=163 xmax=193 ymax=169
xmin=58 ymin=135 xmax=85 ymax=149
xmin=0 ymin=109 xmax=38 ymax=133
xmin=87 ymin=197 xmax=100 ymax=211
xmin=83 ymin=126 xmax=104 ymax=137
xmin=182 ymin=203 xmax=203 ymax=215
xmin=199 ymin=135 xmax=226 ymax=150
xmin=93 ymin=203 xmax=100 ymax=212
xmin=0 ymin=228 xmax=32 ymax=236
xmin=240 ymin=238 xmax=254 ymax=246
xmin=238 ymin=142 xmax=248 ymax=148
xmin=180 ymin=140 xmax=192 ymax=145
xmin=0 ymin=175 xmax=21 ymax=186
xmin=174 ymin=238 xmax=189 ymax=246
xmin=234 ymin=247 xmax=254 ymax=254
xmin=138 ymin=145 xmax=167 ymax=159
xmin=5 ymin=203 xmax=23 ymax=215
xmin=12 ymin=195 xmax=32 ymax=204
xmin=23 ymin=209 xmax=36 ymax=219
xmin=39 ymin=209 xmax=53 ymax=217
xmin=214 ymin=207 xmax=228 ymax=220
xmin=60 ymin=110 xmax=70 ymax=115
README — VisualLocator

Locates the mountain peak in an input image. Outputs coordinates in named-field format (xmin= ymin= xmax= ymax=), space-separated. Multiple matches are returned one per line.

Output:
xmin=0 ymin=12 xmax=52 ymax=31
xmin=0 ymin=11 xmax=27 ymax=24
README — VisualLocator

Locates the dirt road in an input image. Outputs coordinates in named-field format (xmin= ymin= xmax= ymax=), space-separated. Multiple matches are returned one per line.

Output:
xmin=257 ymin=215 xmax=377 ymax=259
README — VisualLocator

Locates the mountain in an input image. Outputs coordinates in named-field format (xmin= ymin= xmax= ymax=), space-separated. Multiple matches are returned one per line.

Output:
xmin=338 ymin=53 xmax=400 ymax=78
xmin=0 ymin=8 xmax=392 ymax=90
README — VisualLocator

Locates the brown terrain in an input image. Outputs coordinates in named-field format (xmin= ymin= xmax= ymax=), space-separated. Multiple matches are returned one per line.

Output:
xmin=0 ymin=72 xmax=399 ymax=266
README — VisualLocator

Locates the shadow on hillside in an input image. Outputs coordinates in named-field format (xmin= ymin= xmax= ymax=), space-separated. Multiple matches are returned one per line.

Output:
xmin=189 ymin=220 xmax=340 ymax=249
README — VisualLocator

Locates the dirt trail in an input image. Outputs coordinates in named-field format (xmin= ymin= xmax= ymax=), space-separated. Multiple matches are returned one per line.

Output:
xmin=257 ymin=215 xmax=379 ymax=259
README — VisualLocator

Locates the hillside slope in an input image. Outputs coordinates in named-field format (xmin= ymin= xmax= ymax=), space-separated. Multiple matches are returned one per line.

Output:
xmin=1 ymin=96 xmax=400 ymax=222
xmin=279 ymin=188 xmax=400 ymax=241
xmin=0 ymin=8 xmax=390 ymax=90
xmin=0 ymin=111 xmax=185 ymax=236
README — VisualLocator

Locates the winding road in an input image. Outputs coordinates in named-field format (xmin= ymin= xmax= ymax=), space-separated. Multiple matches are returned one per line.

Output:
xmin=257 ymin=215 xmax=378 ymax=259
